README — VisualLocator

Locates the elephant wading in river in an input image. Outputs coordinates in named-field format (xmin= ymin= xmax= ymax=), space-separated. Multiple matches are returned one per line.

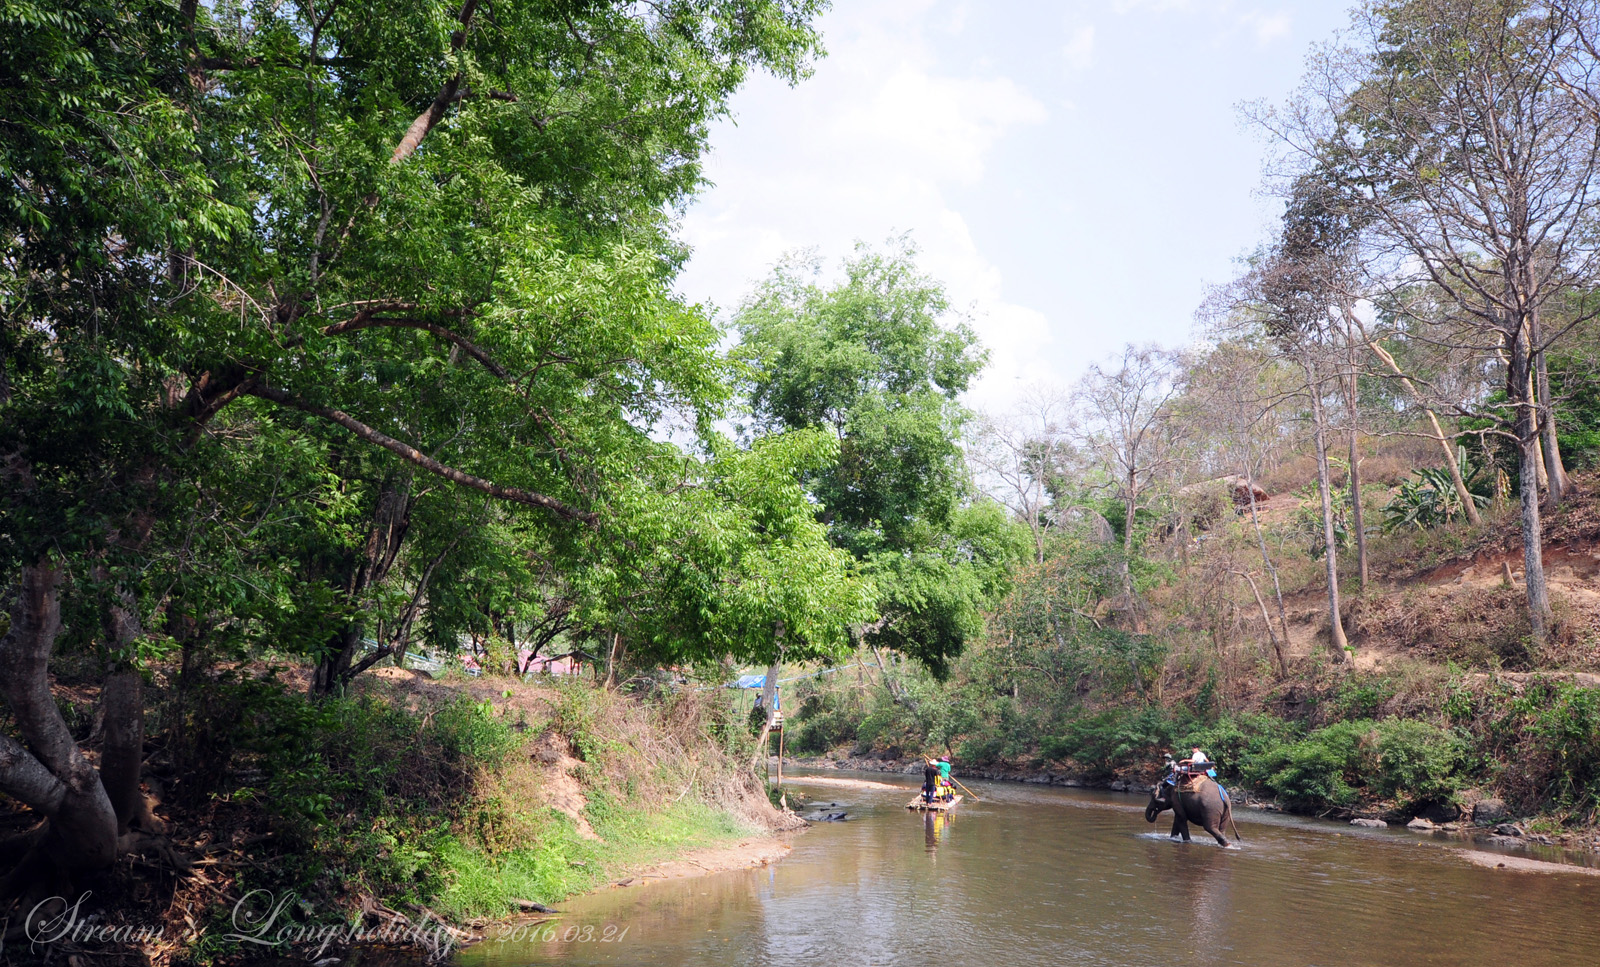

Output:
xmin=1145 ymin=775 xmax=1234 ymax=846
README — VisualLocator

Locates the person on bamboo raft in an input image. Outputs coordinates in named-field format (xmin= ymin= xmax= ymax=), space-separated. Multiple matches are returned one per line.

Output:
xmin=937 ymin=756 xmax=954 ymax=801
xmin=922 ymin=759 xmax=940 ymax=804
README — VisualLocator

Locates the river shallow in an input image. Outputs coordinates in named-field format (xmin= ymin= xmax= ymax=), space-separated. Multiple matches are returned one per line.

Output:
xmin=455 ymin=770 xmax=1600 ymax=967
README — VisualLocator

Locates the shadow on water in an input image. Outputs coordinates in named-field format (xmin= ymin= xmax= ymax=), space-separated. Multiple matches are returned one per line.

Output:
xmin=454 ymin=769 xmax=1600 ymax=967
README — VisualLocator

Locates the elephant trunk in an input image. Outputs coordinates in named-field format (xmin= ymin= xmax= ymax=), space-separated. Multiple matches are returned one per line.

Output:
xmin=1144 ymin=789 xmax=1169 ymax=823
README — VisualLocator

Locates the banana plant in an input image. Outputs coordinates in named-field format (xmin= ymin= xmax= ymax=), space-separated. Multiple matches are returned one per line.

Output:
xmin=1383 ymin=447 xmax=1490 ymax=532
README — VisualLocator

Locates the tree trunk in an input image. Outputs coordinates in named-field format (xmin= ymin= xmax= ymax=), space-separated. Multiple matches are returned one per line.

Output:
xmin=1344 ymin=366 xmax=1368 ymax=591
xmin=1534 ymin=343 xmax=1568 ymax=508
xmin=1529 ymin=368 xmax=1550 ymax=495
xmin=1121 ymin=475 xmax=1144 ymax=632
xmin=603 ymin=632 xmax=622 ymax=690
xmin=1242 ymin=447 xmax=1292 ymax=651
xmin=313 ymin=474 xmax=414 ymax=693
xmin=0 ymin=561 xmax=119 ymax=901
xmin=98 ymin=581 xmax=154 ymax=834
xmin=1510 ymin=340 xmax=1555 ymax=649
xmin=1361 ymin=334 xmax=1481 ymax=525
xmin=100 ymin=668 xmax=149 ymax=834
xmin=1235 ymin=568 xmax=1287 ymax=677
xmin=751 ymin=655 xmax=783 ymax=769
xmin=1305 ymin=361 xmax=1349 ymax=662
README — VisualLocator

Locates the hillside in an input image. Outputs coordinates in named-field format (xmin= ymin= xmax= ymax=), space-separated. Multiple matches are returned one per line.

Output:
xmin=779 ymin=468 xmax=1600 ymax=846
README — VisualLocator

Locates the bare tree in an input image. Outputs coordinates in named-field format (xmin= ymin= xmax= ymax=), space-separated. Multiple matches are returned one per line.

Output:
xmin=1212 ymin=231 xmax=1354 ymax=663
xmin=1176 ymin=340 xmax=1298 ymax=675
xmin=970 ymin=386 xmax=1077 ymax=563
xmin=1250 ymin=0 xmax=1600 ymax=648
xmin=1077 ymin=345 xmax=1182 ymax=631
xmin=1347 ymin=308 xmax=1484 ymax=525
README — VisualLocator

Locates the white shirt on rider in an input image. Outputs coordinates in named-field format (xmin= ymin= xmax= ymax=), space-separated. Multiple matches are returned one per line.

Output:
xmin=1190 ymin=749 xmax=1209 ymax=764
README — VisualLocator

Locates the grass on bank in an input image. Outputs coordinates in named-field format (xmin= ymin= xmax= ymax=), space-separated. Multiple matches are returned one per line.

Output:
xmin=165 ymin=670 xmax=767 ymax=962
xmin=433 ymin=799 xmax=752 ymax=918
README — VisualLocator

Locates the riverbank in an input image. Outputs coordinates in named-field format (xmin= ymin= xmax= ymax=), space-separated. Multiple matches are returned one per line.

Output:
xmin=781 ymin=743 xmax=1600 ymax=864
xmin=31 ymin=665 xmax=794 ymax=967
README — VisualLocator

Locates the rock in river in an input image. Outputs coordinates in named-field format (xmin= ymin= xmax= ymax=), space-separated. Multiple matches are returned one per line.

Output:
xmin=1418 ymin=801 xmax=1462 ymax=823
xmin=1350 ymin=818 xmax=1388 ymax=828
xmin=1472 ymin=799 xmax=1509 ymax=824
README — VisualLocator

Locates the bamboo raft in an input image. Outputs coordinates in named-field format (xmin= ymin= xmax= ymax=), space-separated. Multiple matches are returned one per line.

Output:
xmin=907 ymin=794 xmax=963 ymax=812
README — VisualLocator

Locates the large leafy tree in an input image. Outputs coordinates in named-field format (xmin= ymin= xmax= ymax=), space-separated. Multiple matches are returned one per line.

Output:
xmin=1 ymin=0 xmax=835 ymax=901
xmin=736 ymin=240 xmax=1021 ymax=676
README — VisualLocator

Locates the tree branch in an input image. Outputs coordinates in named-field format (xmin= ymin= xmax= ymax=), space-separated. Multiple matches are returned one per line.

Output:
xmin=0 ymin=735 xmax=66 ymax=815
xmin=323 ymin=313 xmax=508 ymax=379
xmin=390 ymin=0 xmax=481 ymax=163
xmin=248 ymin=384 xmax=596 ymax=523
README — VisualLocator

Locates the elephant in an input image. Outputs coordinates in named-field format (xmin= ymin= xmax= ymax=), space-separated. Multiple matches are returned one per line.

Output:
xmin=1145 ymin=775 xmax=1234 ymax=846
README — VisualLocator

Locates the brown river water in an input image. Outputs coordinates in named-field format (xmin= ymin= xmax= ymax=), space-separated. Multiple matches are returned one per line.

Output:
xmin=453 ymin=770 xmax=1600 ymax=967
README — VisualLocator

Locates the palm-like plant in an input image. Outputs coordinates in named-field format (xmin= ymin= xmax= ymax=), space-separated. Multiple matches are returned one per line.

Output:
xmin=1383 ymin=447 xmax=1490 ymax=532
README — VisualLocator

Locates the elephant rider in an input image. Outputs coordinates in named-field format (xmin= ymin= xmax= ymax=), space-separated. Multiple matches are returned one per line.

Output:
xmin=922 ymin=758 xmax=939 ymax=803
xmin=937 ymin=756 xmax=953 ymax=801
xmin=1186 ymin=747 xmax=1228 ymax=803
xmin=1161 ymin=753 xmax=1180 ymax=794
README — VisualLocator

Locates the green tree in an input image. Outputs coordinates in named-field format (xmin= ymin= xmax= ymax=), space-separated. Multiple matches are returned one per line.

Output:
xmin=1 ymin=0 xmax=830 ymax=900
xmin=736 ymin=240 xmax=1021 ymax=676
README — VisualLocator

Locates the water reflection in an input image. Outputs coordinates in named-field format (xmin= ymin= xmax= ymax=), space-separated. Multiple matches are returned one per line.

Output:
xmin=455 ymin=772 xmax=1600 ymax=967
xmin=1144 ymin=831 xmax=1233 ymax=961
xmin=923 ymin=809 xmax=953 ymax=856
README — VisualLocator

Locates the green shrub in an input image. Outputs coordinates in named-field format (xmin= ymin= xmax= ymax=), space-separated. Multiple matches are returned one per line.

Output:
xmin=1367 ymin=718 xmax=1467 ymax=802
xmin=1042 ymin=707 xmax=1177 ymax=778
xmin=1382 ymin=448 xmax=1490 ymax=533
xmin=1245 ymin=717 xmax=1465 ymax=811
xmin=787 ymin=690 xmax=861 ymax=754
xmin=1491 ymin=682 xmax=1600 ymax=818
xmin=1180 ymin=712 xmax=1304 ymax=783
xmin=1252 ymin=722 xmax=1366 ymax=809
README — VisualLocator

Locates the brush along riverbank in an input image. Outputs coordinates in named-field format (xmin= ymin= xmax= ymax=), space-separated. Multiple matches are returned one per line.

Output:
xmin=25 ymin=665 xmax=796 ymax=967
xmin=781 ymin=663 xmax=1600 ymax=860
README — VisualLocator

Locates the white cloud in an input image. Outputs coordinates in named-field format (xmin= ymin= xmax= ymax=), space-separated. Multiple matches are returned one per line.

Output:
xmin=673 ymin=1 xmax=1052 ymax=412
xmin=832 ymin=69 xmax=1046 ymax=184
xmin=1111 ymin=0 xmax=1197 ymax=13
xmin=1242 ymin=10 xmax=1291 ymax=44
xmin=1063 ymin=24 xmax=1096 ymax=71
xmin=1109 ymin=0 xmax=1293 ymax=45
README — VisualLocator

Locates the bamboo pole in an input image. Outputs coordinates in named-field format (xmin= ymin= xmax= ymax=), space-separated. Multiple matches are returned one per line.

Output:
xmin=949 ymin=775 xmax=982 ymax=802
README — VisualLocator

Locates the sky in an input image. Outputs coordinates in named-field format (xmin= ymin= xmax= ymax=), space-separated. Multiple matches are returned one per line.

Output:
xmin=671 ymin=0 xmax=1355 ymax=415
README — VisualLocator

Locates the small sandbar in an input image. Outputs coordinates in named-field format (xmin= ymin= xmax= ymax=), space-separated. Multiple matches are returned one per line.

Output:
xmin=780 ymin=775 xmax=907 ymax=791
xmin=1458 ymin=849 xmax=1600 ymax=876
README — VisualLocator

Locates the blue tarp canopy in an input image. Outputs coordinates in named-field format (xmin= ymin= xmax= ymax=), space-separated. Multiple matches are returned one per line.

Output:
xmin=731 ymin=674 xmax=768 ymax=689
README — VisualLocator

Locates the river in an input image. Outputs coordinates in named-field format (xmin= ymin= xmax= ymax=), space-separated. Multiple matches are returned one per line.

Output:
xmin=454 ymin=770 xmax=1600 ymax=967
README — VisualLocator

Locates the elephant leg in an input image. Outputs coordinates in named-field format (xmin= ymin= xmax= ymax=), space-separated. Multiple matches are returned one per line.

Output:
xmin=1201 ymin=819 xmax=1229 ymax=847
xmin=1169 ymin=816 xmax=1182 ymax=839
